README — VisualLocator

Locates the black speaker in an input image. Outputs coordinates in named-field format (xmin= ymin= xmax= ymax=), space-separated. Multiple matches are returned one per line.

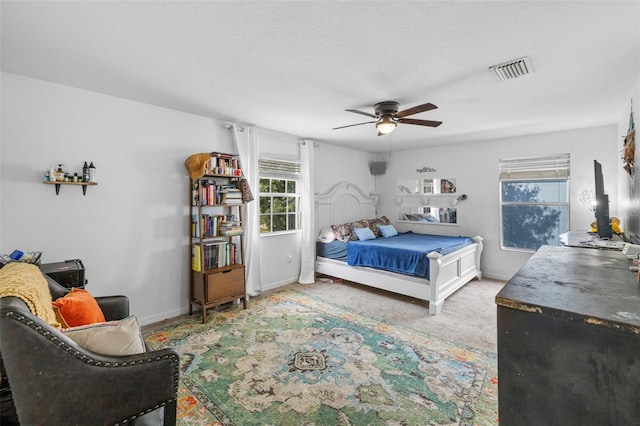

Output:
xmin=369 ymin=161 xmax=386 ymax=175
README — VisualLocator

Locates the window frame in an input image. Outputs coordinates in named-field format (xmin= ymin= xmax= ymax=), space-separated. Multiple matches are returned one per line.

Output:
xmin=499 ymin=155 xmax=570 ymax=252
xmin=258 ymin=158 xmax=301 ymax=235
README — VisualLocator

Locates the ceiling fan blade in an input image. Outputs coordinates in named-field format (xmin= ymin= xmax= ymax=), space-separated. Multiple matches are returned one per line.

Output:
xmin=332 ymin=121 xmax=377 ymax=130
xmin=346 ymin=109 xmax=377 ymax=119
xmin=398 ymin=118 xmax=443 ymax=127
xmin=395 ymin=102 xmax=438 ymax=118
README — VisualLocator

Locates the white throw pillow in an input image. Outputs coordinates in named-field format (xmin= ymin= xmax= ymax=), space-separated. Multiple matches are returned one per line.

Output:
xmin=317 ymin=226 xmax=336 ymax=242
xmin=63 ymin=315 xmax=145 ymax=356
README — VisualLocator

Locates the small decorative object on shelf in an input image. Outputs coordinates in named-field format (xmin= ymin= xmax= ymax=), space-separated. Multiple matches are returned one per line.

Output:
xmin=82 ymin=162 xmax=89 ymax=182
xmin=89 ymin=161 xmax=96 ymax=182
xmin=53 ymin=165 xmax=65 ymax=182
xmin=185 ymin=151 xmax=248 ymax=323
xmin=44 ymin=162 xmax=98 ymax=195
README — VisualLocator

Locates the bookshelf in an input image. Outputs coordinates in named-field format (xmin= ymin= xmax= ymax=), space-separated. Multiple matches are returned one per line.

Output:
xmin=188 ymin=152 xmax=247 ymax=323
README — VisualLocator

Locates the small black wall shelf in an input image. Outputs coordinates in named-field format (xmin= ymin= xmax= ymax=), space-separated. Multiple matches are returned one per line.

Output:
xmin=44 ymin=181 xmax=98 ymax=195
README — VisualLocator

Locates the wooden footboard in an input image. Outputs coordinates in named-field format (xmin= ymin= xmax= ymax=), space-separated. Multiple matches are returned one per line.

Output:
xmin=427 ymin=236 xmax=483 ymax=314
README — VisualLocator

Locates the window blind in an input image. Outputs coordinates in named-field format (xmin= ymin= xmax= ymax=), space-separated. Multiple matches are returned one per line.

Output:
xmin=499 ymin=154 xmax=570 ymax=180
xmin=259 ymin=158 xmax=301 ymax=178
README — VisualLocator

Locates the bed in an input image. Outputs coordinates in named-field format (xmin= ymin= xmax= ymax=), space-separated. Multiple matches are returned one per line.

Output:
xmin=315 ymin=181 xmax=483 ymax=315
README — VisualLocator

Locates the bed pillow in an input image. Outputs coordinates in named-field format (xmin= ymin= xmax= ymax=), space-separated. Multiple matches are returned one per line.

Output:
xmin=369 ymin=216 xmax=391 ymax=237
xmin=379 ymin=224 xmax=399 ymax=238
xmin=353 ymin=227 xmax=376 ymax=241
xmin=317 ymin=226 xmax=336 ymax=242
xmin=331 ymin=223 xmax=353 ymax=242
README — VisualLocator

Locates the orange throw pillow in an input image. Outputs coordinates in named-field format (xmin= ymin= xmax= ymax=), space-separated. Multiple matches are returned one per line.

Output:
xmin=52 ymin=288 xmax=106 ymax=327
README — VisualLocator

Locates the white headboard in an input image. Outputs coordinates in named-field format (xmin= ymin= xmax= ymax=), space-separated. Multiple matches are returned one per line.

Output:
xmin=315 ymin=182 xmax=378 ymax=231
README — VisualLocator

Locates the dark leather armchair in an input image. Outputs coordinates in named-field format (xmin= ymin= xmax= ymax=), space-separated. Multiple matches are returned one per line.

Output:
xmin=0 ymin=276 xmax=179 ymax=425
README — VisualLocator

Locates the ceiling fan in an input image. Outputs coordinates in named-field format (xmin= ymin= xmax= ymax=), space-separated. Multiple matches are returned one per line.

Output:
xmin=332 ymin=100 xmax=443 ymax=136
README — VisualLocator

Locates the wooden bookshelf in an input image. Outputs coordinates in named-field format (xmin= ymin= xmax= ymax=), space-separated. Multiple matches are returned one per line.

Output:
xmin=188 ymin=152 xmax=247 ymax=323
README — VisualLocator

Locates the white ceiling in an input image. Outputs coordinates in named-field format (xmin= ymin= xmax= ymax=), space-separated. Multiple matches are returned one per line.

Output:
xmin=2 ymin=1 xmax=639 ymax=153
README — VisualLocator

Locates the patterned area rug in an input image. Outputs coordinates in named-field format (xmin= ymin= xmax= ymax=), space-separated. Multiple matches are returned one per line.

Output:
xmin=144 ymin=288 xmax=498 ymax=425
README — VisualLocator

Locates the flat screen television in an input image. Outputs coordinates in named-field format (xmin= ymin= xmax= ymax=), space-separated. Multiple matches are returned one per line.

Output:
xmin=593 ymin=160 xmax=613 ymax=239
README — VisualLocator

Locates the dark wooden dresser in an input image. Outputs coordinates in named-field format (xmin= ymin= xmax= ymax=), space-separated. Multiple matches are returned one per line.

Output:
xmin=496 ymin=245 xmax=640 ymax=425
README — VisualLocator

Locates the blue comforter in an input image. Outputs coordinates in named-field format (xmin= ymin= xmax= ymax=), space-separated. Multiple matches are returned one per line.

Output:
xmin=346 ymin=232 xmax=473 ymax=279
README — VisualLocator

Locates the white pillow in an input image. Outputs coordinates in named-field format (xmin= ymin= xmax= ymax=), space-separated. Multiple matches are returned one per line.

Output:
xmin=317 ymin=226 xmax=336 ymax=242
xmin=63 ymin=315 xmax=145 ymax=355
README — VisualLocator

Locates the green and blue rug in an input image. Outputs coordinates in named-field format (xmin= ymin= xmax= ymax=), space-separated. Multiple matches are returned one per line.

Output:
xmin=144 ymin=288 xmax=498 ymax=425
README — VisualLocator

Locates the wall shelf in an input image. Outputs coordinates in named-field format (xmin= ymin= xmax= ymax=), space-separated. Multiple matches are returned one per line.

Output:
xmin=396 ymin=177 xmax=463 ymax=225
xmin=44 ymin=181 xmax=98 ymax=195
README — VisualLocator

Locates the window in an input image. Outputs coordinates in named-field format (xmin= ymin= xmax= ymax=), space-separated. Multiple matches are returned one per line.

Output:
xmin=499 ymin=154 xmax=570 ymax=251
xmin=258 ymin=159 xmax=301 ymax=234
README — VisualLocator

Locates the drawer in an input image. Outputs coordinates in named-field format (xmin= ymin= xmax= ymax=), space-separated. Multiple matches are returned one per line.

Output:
xmin=205 ymin=266 xmax=245 ymax=303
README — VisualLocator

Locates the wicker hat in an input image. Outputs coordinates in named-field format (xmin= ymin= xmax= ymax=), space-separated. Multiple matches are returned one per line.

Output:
xmin=185 ymin=153 xmax=211 ymax=181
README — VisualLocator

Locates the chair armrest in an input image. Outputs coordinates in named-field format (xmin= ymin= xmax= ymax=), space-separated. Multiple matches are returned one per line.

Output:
xmin=96 ymin=295 xmax=130 ymax=321
xmin=0 ymin=297 xmax=179 ymax=425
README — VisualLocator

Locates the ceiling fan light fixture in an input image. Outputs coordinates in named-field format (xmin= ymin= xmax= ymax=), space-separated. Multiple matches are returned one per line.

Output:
xmin=376 ymin=115 xmax=397 ymax=135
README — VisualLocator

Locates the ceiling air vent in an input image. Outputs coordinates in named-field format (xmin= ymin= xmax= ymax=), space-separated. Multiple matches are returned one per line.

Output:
xmin=489 ymin=56 xmax=532 ymax=81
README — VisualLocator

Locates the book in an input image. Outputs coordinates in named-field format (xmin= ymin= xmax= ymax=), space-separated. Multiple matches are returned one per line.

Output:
xmin=221 ymin=197 xmax=243 ymax=205
xmin=191 ymin=214 xmax=200 ymax=237
xmin=219 ymin=229 xmax=244 ymax=236
xmin=191 ymin=244 xmax=201 ymax=272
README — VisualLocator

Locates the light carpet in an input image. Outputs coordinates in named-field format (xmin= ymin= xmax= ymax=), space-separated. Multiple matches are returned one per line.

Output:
xmin=144 ymin=287 xmax=499 ymax=425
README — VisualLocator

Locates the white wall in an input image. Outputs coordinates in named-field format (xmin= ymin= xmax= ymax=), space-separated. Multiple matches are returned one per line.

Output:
xmin=375 ymin=125 xmax=618 ymax=280
xmin=314 ymin=142 xmax=377 ymax=199
xmin=0 ymin=73 xmax=236 ymax=324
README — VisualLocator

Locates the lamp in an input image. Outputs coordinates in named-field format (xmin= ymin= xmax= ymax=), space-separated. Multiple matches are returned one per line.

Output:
xmin=376 ymin=115 xmax=397 ymax=135
xmin=580 ymin=190 xmax=596 ymax=212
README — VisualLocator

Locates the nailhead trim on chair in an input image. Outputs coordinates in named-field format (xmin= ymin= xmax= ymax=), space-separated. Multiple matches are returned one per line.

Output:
xmin=114 ymin=398 xmax=176 ymax=425
xmin=3 ymin=310 xmax=180 ymax=425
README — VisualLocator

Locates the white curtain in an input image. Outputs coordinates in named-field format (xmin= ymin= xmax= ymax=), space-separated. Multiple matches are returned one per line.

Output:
xmin=232 ymin=125 xmax=262 ymax=296
xmin=298 ymin=140 xmax=315 ymax=284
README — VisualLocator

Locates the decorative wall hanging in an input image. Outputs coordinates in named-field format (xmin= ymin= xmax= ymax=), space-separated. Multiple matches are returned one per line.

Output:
xmin=622 ymin=100 xmax=635 ymax=176
xmin=416 ymin=166 xmax=437 ymax=174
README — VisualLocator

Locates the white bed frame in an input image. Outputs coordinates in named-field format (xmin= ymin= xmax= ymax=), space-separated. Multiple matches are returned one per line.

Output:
xmin=315 ymin=181 xmax=483 ymax=315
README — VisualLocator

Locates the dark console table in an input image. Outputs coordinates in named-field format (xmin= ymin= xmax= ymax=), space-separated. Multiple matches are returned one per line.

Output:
xmin=496 ymin=245 xmax=640 ymax=425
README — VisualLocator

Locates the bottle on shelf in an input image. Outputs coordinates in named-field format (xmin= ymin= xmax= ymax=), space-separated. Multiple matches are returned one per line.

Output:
xmin=82 ymin=162 xmax=89 ymax=182
xmin=54 ymin=165 xmax=65 ymax=182
xmin=88 ymin=162 xmax=96 ymax=183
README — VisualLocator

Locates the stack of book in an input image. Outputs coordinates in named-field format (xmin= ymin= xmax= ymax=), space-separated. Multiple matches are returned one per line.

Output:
xmin=220 ymin=185 xmax=242 ymax=205
xmin=219 ymin=220 xmax=244 ymax=236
